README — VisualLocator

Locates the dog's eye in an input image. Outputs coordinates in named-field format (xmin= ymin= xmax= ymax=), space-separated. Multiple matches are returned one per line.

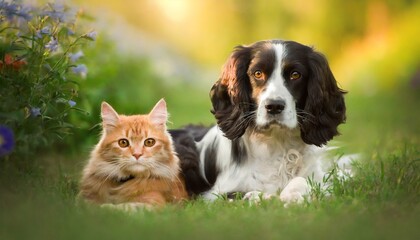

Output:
xmin=118 ymin=138 xmax=130 ymax=148
xmin=290 ymin=71 xmax=301 ymax=81
xmin=253 ymin=70 xmax=264 ymax=80
xmin=144 ymin=138 xmax=156 ymax=147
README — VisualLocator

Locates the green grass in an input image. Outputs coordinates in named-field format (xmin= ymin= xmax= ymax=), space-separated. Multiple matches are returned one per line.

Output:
xmin=1 ymin=88 xmax=419 ymax=240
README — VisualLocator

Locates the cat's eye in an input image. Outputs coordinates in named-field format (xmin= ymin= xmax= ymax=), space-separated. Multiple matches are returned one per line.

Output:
xmin=118 ymin=138 xmax=129 ymax=148
xmin=253 ymin=70 xmax=264 ymax=80
xmin=290 ymin=71 xmax=301 ymax=81
xmin=144 ymin=138 xmax=156 ymax=147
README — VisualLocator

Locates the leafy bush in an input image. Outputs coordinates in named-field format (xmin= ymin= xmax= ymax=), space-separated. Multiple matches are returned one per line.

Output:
xmin=0 ymin=0 xmax=95 ymax=160
xmin=64 ymin=41 xmax=213 ymax=151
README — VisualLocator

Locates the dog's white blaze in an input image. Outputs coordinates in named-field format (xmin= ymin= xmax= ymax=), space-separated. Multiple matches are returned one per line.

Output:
xmin=255 ymin=43 xmax=298 ymax=129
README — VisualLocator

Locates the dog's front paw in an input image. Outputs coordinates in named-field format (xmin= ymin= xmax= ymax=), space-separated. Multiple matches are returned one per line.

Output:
xmin=243 ymin=191 xmax=273 ymax=205
xmin=279 ymin=190 xmax=304 ymax=207
xmin=279 ymin=177 xmax=309 ymax=207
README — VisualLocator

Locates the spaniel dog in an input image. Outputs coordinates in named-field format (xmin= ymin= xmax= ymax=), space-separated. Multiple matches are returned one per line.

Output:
xmin=171 ymin=40 xmax=346 ymax=205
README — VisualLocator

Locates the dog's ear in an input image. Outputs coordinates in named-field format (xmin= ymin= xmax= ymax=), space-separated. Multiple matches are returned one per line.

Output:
xmin=300 ymin=50 xmax=346 ymax=146
xmin=210 ymin=46 xmax=254 ymax=140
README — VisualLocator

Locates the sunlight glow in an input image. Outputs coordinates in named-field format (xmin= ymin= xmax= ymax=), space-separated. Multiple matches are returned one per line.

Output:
xmin=154 ymin=0 xmax=190 ymax=23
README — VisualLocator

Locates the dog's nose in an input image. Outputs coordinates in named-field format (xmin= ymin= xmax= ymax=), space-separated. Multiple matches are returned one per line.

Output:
xmin=265 ymin=99 xmax=286 ymax=115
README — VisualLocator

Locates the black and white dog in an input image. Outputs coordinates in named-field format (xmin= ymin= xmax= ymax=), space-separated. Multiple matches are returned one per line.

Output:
xmin=171 ymin=40 xmax=346 ymax=205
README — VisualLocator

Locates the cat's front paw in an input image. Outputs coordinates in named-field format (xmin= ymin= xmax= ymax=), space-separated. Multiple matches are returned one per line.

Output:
xmin=101 ymin=202 xmax=154 ymax=212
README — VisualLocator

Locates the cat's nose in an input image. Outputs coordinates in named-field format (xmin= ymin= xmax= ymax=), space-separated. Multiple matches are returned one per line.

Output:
xmin=132 ymin=153 xmax=142 ymax=160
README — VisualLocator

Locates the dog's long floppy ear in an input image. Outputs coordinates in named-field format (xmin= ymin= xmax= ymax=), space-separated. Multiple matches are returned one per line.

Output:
xmin=210 ymin=46 xmax=254 ymax=140
xmin=300 ymin=50 xmax=347 ymax=146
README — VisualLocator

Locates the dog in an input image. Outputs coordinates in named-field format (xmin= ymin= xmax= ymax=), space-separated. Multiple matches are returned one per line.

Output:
xmin=171 ymin=40 xmax=346 ymax=205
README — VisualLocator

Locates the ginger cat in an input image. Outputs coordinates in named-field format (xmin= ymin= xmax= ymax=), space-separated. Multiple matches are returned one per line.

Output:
xmin=79 ymin=99 xmax=188 ymax=211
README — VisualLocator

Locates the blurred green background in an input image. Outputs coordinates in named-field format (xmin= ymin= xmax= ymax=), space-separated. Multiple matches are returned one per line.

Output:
xmin=75 ymin=0 xmax=420 ymax=87
xmin=66 ymin=0 xmax=420 ymax=151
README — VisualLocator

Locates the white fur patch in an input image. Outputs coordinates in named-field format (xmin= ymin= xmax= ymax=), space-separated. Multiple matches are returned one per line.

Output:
xmin=255 ymin=43 xmax=298 ymax=129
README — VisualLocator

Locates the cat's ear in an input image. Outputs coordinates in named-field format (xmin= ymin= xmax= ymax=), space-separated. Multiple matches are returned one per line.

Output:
xmin=101 ymin=102 xmax=119 ymax=131
xmin=149 ymin=98 xmax=168 ymax=127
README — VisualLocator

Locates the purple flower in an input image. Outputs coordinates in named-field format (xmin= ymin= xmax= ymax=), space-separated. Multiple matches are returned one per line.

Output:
xmin=0 ymin=1 xmax=32 ymax=21
xmin=44 ymin=10 xmax=66 ymax=22
xmin=68 ymin=100 xmax=76 ymax=107
xmin=0 ymin=125 xmax=15 ymax=157
xmin=15 ymin=5 xmax=32 ymax=21
xmin=83 ymin=31 xmax=97 ymax=41
xmin=1 ymin=1 xmax=18 ymax=20
xmin=67 ymin=28 xmax=75 ymax=35
xmin=41 ymin=26 xmax=51 ymax=35
xmin=35 ymin=26 xmax=51 ymax=39
xmin=42 ymin=3 xmax=66 ymax=22
xmin=30 ymin=107 xmax=41 ymax=117
xmin=69 ymin=51 xmax=84 ymax=62
xmin=41 ymin=3 xmax=77 ymax=23
xmin=71 ymin=64 xmax=87 ymax=78
xmin=45 ymin=37 xmax=59 ymax=52
xmin=35 ymin=31 xmax=42 ymax=39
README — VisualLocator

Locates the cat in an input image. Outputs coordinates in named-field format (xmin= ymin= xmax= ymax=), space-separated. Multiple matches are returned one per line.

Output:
xmin=79 ymin=99 xmax=188 ymax=211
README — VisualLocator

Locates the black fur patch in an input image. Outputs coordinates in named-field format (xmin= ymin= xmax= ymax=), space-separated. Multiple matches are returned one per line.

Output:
xmin=203 ymin=138 xmax=219 ymax=186
xmin=169 ymin=126 xmax=212 ymax=197
xmin=115 ymin=175 xmax=135 ymax=184
xmin=210 ymin=46 xmax=255 ymax=140
xmin=281 ymin=41 xmax=346 ymax=146
xmin=226 ymin=192 xmax=246 ymax=200
xmin=231 ymin=138 xmax=247 ymax=165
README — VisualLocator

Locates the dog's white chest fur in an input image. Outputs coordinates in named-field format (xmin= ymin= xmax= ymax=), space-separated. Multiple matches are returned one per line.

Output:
xmin=200 ymin=126 xmax=325 ymax=199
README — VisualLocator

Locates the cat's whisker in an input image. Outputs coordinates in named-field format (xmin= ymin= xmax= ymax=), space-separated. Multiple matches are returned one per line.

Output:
xmin=98 ymin=167 xmax=120 ymax=187
xmin=147 ymin=160 xmax=178 ymax=180
xmin=97 ymin=160 xmax=131 ymax=188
